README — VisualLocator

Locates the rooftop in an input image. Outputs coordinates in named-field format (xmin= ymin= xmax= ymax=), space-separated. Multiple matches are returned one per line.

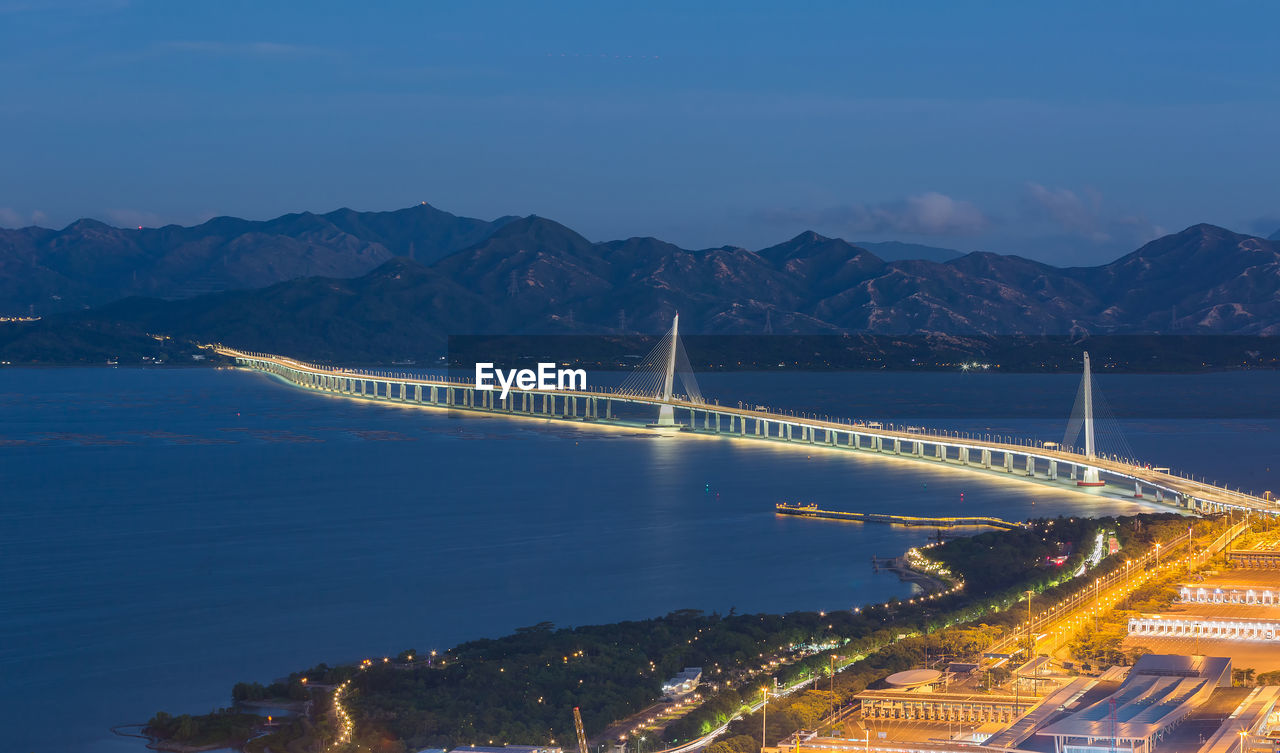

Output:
xmin=1038 ymin=656 xmax=1231 ymax=742
xmin=887 ymin=669 xmax=943 ymax=688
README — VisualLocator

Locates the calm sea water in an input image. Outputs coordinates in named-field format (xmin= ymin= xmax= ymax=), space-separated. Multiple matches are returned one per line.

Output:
xmin=1 ymin=367 xmax=1277 ymax=753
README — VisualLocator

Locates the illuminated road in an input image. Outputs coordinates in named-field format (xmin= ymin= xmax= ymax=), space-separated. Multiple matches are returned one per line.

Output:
xmin=986 ymin=519 xmax=1248 ymax=663
xmin=650 ymin=674 xmax=818 ymax=753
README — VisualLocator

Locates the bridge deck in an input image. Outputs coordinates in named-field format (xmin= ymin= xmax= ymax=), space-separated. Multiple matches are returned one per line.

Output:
xmin=215 ymin=346 xmax=1278 ymax=517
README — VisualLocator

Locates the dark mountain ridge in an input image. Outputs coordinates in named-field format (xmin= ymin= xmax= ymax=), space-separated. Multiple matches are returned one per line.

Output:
xmin=0 ymin=203 xmax=515 ymax=313
xmin=0 ymin=204 xmax=972 ymax=317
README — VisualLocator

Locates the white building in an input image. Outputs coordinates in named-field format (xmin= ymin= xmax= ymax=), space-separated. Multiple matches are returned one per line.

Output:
xmin=662 ymin=667 xmax=702 ymax=698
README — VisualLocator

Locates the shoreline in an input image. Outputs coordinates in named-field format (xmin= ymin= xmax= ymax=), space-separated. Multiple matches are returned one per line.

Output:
xmin=876 ymin=556 xmax=955 ymax=593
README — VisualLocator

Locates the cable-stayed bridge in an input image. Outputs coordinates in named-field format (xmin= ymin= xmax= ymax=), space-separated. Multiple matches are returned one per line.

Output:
xmin=214 ymin=316 xmax=1277 ymax=517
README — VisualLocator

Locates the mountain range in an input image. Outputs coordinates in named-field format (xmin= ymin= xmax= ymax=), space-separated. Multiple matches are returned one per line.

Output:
xmin=1 ymin=205 xmax=1278 ymax=364
xmin=0 ymin=205 xmax=970 ymax=317
xmin=0 ymin=204 xmax=517 ymax=314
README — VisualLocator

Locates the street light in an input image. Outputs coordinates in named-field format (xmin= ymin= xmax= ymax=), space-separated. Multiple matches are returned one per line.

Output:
xmin=761 ymin=686 xmax=770 ymax=751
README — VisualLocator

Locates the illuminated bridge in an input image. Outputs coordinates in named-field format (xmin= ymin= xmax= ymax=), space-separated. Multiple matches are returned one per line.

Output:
xmin=213 ymin=315 xmax=1278 ymax=517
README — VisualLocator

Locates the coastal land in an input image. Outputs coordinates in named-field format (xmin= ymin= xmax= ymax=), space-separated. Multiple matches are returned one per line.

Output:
xmin=143 ymin=513 xmax=1222 ymax=753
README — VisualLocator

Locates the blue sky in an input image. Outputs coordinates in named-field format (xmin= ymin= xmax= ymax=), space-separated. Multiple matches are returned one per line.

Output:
xmin=1 ymin=0 xmax=1278 ymax=264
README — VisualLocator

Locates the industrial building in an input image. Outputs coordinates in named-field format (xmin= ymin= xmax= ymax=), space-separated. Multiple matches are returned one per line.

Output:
xmin=1037 ymin=655 xmax=1232 ymax=753
xmin=1127 ymin=616 xmax=1279 ymax=642
xmin=1179 ymin=584 xmax=1278 ymax=606
xmin=769 ymin=655 xmax=1280 ymax=753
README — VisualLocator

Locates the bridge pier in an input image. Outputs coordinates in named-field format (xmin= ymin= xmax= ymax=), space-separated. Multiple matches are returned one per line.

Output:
xmin=1025 ymin=456 xmax=1035 ymax=477
xmin=1004 ymin=452 xmax=1013 ymax=473
xmin=1048 ymin=460 xmax=1057 ymax=480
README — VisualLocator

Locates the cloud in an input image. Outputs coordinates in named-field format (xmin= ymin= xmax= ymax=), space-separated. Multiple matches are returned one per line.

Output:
xmin=1022 ymin=183 xmax=1163 ymax=245
xmin=1243 ymin=215 xmax=1280 ymax=239
xmin=0 ymin=207 xmax=48 ymax=228
xmin=756 ymin=192 xmax=990 ymax=237
xmin=156 ymin=40 xmax=324 ymax=57
xmin=105 ymin=208 xmax=163 ymax=228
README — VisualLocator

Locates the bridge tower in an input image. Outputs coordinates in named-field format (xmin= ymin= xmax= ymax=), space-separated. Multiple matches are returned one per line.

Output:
xmin=655 ymin=313 xmax=679 ymax=427
xmin=618 ymin=312 xmax=704 ymax=429
xmin=1078 ymin=351 xmax=1105 ymax=487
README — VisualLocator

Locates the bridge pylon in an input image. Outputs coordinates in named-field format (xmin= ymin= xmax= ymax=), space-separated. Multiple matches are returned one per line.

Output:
xmin=653 ymin=313 xmax=679 ymax=428
xmin=1077 ymin=351 xmax=1105 ymax=487
xmin=618 ymin=312 xmax=703 ymax=430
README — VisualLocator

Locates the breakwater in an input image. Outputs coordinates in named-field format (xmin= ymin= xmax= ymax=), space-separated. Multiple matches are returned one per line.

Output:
xmin=775 ymin=503 xmax=1023 ymax=530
